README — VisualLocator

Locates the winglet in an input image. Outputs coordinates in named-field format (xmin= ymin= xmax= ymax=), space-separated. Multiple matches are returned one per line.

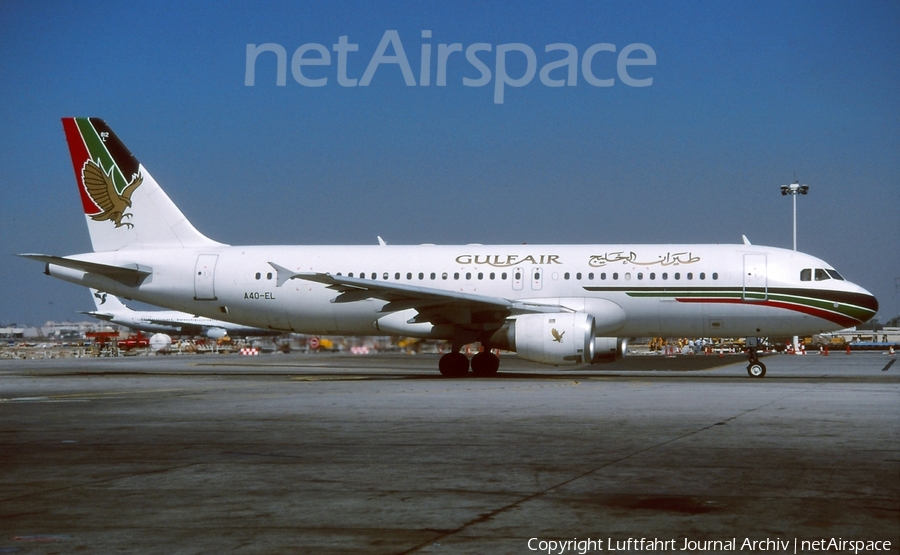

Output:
xmin=377 ymin=236 xmax=386 ymax=246
xmin=742 ymin=235 xmax=752 ymax=245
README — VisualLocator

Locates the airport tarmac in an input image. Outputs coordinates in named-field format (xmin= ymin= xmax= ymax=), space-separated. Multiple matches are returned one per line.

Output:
xmin=1 ymin=352 xmax=897 ymax=554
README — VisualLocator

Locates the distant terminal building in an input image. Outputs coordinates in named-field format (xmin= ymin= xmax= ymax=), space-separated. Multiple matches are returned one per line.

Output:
xmin=1 ymin=326 xmax=26 ymax=339
xmin=39 ymin=321 xmax=120 ymax=340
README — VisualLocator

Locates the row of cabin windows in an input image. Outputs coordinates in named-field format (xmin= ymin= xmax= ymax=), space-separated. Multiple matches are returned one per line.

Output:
xmin=562 ymin=271 xmax=717 ymax=281
xmin=254 ymin=270 xmax=719 ymax=281
xmin=800 ymin=268 xmax=844 ymax=282
xmin=345 ymin=271 xmax=508 ymax=281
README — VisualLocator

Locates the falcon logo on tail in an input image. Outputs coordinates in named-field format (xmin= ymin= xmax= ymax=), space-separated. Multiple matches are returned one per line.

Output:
xmin=81 ymin=159 xmax=143 ymax=228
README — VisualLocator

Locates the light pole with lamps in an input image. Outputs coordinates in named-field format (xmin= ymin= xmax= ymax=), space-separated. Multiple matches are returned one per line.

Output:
xmin=781 ymin=180 xmax=809 ymax=353
xmin=780 ymin=180 xmax=809 ymax=251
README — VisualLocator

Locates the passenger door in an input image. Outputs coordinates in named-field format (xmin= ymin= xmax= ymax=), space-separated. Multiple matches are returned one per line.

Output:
xmin=743 ymin=254 xmax=767 ymax=301
xmin=194 ymin=254 xmax=218 ymax=300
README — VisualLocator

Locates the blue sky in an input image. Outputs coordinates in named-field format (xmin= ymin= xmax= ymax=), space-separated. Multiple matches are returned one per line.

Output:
xmin=1 ymin=1 xmax=898 ymax=326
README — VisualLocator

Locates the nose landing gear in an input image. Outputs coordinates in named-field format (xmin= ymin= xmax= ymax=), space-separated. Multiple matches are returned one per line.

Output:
xmin=746 ymin=344 xmax=767 ymax=378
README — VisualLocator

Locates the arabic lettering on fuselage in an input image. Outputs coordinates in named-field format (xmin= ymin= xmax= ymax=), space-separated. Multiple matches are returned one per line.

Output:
xmin=588 ymin=251 xmax=701 ymax=267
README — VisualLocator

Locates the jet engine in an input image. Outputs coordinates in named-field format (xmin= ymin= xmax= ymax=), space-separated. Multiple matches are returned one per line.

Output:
xmin=592 ymin=337 xmax=628 ymax=363
xmin=149 ymin=333 xmax=172 ymax=352
xmin=204 ymin=327 xmax=228 ymax=340
xmin=507 ymin=312 xmax=596 ymax=365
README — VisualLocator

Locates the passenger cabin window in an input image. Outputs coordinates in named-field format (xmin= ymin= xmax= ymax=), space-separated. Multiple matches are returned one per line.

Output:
xmin=800 ymin=269 xmax=811 ymax=281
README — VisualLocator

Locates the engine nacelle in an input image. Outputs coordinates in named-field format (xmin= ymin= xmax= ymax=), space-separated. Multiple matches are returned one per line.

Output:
xmin=204 ymin=327 xmax=228 ymax=340
xmin=509 ymin=312 xmax=595 ymax=365
xmin=592 ymin=337 xmax=628 ymax=363
xmin=149 ymin=333 xmax=172 ymax=352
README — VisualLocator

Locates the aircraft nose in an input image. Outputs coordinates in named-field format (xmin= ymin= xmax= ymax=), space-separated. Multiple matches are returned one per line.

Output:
xmin=854 ymin=286 xmax=879 ymax=324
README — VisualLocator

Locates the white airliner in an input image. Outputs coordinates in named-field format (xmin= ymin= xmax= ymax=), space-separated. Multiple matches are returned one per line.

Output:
xmin=21 ymin=118 xmax=878 ymax=377
xmin=81 ymin=288 xmax=280 ymax=339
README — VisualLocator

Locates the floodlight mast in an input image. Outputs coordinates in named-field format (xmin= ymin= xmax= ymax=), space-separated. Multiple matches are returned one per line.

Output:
xmin=781 ymin=180 xmax=809 ymax=354
xmin=780 ymin=180 xmax=808 ymax=252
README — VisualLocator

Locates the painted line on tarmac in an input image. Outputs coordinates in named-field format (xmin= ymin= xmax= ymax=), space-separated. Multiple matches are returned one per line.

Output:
xmin=0 ymin=388 xmax=186 ymax=403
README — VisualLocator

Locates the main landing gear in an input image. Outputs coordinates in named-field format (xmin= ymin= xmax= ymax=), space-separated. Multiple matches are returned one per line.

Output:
xmin=746 ymin=345 xmax=766 ymax=378
xmin=438 ymin=350 xmax=500 ymax=377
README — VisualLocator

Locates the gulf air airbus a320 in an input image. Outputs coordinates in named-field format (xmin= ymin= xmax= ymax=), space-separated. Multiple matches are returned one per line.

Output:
xmin=21 ymin=118 xmax=878 ymax=377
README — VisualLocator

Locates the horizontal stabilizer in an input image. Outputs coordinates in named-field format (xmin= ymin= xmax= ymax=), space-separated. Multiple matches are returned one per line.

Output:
xmin=18 ymin=254 xmax=152 ymax=286
xmin=78 ymin=310 xmax=114 ymax=321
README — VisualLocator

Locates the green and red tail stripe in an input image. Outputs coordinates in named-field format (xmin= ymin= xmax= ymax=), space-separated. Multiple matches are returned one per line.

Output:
xmin=62 ymin=117 xmax=140 ymax=216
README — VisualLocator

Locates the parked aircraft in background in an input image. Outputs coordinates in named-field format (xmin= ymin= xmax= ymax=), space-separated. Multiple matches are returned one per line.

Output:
xmin=82 ymin=288 xmax=280 ymax=339
xmin=20 ymin=118 xmax=878 ymax=377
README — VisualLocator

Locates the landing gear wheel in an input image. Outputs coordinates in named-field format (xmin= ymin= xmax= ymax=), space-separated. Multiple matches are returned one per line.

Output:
xmin=747 ymin=362 xmax=766 ymax=378
xmin=439 ymin=352 xmax=470 ymax=377
xmin=471 ymin=352 xmax=500 ymax=377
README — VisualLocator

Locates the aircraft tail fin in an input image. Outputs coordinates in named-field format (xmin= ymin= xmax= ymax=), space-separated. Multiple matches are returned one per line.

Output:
xmin=90 ymin=288 xmax=130 ymax=312
xmin=62 ymin=118 xmax=224 ymax=252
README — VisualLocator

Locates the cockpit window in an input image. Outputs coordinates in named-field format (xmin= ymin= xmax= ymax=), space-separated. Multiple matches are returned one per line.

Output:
xmin=800 ymin=269 xmax=811 ymax=281
xmin=814 ymin=269 xmax=829 ymax=281
xmin=826 ymin=269 xmax=844 ymax=281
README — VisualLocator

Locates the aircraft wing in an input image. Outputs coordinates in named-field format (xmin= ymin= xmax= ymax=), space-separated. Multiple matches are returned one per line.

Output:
xmin=144 ymin=318 xmax=191 ymax=331
xmin=271 ymin=264 xmax=568 ymax=327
